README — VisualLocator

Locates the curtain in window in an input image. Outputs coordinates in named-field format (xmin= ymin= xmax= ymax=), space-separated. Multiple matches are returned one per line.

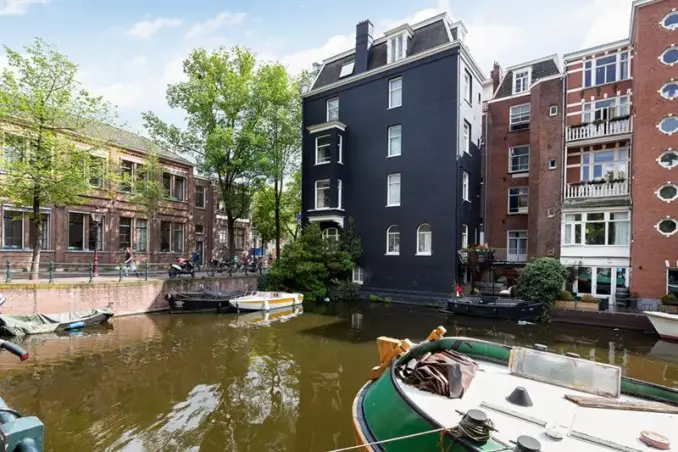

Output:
xmin=614 ymin=219 xmax=630 ymax=245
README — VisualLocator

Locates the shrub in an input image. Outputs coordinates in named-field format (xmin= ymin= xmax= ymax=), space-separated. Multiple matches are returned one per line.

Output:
xmin=559 ymin=290 xmax=574 ymax=301
xmin=516 ymin=257 xmax=568 ymax=306
xmin=660 ymin=293 xmax=677 ymax=305
xmin=580 ymin=294 xmax=600 ymax=304
xmin=331 ymin=280 xmax=361 ymax=301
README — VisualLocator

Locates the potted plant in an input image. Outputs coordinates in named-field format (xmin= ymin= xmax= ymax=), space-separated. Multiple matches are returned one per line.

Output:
xmin=660 ymin=293 xmax=678 ymax=313
xmin=555 ymin=290 xmax=576 ymax=309
xmin=577 ymin=293 xmax=600 ymax=311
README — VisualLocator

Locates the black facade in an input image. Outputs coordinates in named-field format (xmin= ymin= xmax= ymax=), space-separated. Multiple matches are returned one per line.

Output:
xmin=302 ymin=17 xmax=483 ymax=299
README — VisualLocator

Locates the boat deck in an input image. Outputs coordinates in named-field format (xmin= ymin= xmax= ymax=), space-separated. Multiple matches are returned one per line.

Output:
xmin=396 ymin=360 xmax=677 ymax=451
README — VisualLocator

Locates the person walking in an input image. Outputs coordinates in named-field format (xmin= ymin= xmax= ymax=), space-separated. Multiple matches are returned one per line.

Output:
xmin=123 ymin=247 xmax=136 ymax=278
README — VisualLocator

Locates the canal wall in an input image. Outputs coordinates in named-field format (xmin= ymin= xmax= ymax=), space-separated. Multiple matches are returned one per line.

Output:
xmin=551 ymin=308 xmax=655 ymax=332
xmin=0 ymin=275 xmax=258 ymax=316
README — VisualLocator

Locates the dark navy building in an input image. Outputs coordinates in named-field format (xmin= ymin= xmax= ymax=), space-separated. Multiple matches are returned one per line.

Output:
xmin=301 ymin=13 xmax=485 ymax=300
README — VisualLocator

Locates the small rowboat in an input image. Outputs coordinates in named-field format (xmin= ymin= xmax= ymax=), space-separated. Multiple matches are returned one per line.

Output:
xmin=229 ymin=291 xmax=303 ymax=312
xmin=352 ymin=327 xmax=678 ymax=451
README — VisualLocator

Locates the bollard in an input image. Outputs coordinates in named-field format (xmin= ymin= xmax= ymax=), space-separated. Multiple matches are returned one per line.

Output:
xmin=88 ymin=262 xmax=93 ymax=284
xmin=49 ymin=261 xmax=54 ymax=283
xmin=4 ymin=260 xmax=9 ymax=283
xmin=145 ymin=262 xmax=149 ymax=281
xmin=119 ymin=264 xmax=122 ymax=282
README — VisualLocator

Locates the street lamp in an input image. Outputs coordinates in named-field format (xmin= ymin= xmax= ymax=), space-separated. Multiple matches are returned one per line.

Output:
xmin=90 ymin=209 xmax=104 ymax=276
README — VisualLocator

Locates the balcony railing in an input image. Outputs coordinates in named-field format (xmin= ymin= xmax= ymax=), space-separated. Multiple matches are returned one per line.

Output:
xmin=564 ymin=180 xmax=629 ymax=199
xmin=566 ymin=117 xmax=632 ymax=142
xmin=458 ymin=248 xmax=528 ymax=265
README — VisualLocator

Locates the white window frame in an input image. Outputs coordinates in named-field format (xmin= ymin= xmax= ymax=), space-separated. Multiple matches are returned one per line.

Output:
xmin=656 ymin=218 xmax=678 ymax=237
xmin=461 ymin=224 xmax=468 ymax=249
xmin=549 ymin=159 xmax=557 ymax=170
xmin=326 ymin=97 xmax=339 ymax=121
xmin=389 ymin=77 xmax=402 ymax=109
xmin=2 ymin=209 xmax=25 ymax=250
xmin=581 ymin=147 xmax=629 ymax=181
xmin=338 ymin=134 xmax=343 ymax=164
xmin=352 ymin=266 xmax=365 ymax=284
xmin=512 ymin=68 xmax=531 ymax=94
xmin=661 ymin=12 xmax=678 ymax=30
xmin=509 ymin=145 xmax=530 ymax=173
xmin=509 ymin=104 xmax=530 ymax=131
xmin=563 ymin=211 xmax=631 ymax=246
xmin=582 ymin=95 xmax=630 ymax=123
xmin=658 ymin=116 xmax=678 ymax=136
xmin=507 ymin=230 xmax=528 ymax=262
xmin=67 ymin=212 xmax=86 ymax=251
xmin=416 ymin=223 xmax=432 ymax=256
xmin=549 ymin=105 xmax=558 ymax=116
xmin=463 ymin=121 xmax=470 ymax=154
xmin=507 ymin=187 xmax=529 ymax=214
xmin=339 ymin=61 xmax=355 ymax=78
xmin=315 ymin=134 xmax=331 ymax=165
xmin=658 ymin=150 xmax=678 ymax=169
xmin=660 ymin=47 xmax=678 ymax=67
xmin=547 ymin=207 xmax=556 ymax=218
xmin=583 ymin=51 xmax=630 ymax=87
xmin=322 ymin=227 xmax=340 ymax=241
xmin=338 ymin=179 xmax=343 ymax=209
xmin=386 ymin=225 xmax=400 ymax=255
xmin=668 ymin=268 xmax=678 ymax=296
xmin=656 ymin=184 xmax=678 ymax=203
xmin=387 ymin=34 xmax=407 ymax=64
xmin=314 ymin=179 xmax=331 ymax=210
xmin=462 ymin=171 xmax=470 ymax=201
xmin=387 ymin=173 xmax=401 ymax=207
xmin=464 ymin=71 xmax=472 ymax=103
xmin=133 ymin=218 xmax=149 ymax=253
xmin=388 ymin=125 xmax=402 ymax=157
xmin=659 ymin=81 xmax=678 ymax=100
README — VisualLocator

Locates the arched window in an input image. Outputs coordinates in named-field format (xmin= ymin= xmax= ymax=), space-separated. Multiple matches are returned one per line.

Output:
xmin=322 ymin=227 xmax=339 ymax=241
xmin=386 ymin=225 xmax=400 ymax=255
xmin=658 ymin=150 xmax=678 ymax=169
xmin=656 ymin=218 xmax=678 ymax=236
xmin=658 ymin=116 xmax=678 ymax=135
xmin=660 ymin=81 xmax=678 ymax=100
xmin=416 ymin=224 xmax=432 ymax=255
xmin=657 ymin=184 xmax=678 ymax=202
xmin=660 ymin=47 xmax=678 ymax=66
xmin=661 ymin=11 xmax=678 ymax=30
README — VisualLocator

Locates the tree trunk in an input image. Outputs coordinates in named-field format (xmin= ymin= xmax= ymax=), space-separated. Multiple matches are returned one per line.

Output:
xmin=274 ymin=176 xmax=281 ymax=259
xmin=30 ymin=195 xmax=42 ymax=281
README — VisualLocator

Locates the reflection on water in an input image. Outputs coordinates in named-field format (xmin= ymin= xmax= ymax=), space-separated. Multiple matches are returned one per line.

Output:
xmin=0 ymin=302 xmax=676 ymax=451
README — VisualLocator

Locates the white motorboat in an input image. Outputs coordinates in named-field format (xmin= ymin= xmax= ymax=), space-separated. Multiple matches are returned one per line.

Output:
xmin=229 ymin=291 xmax=303 ymax=312
xmin=645 ymin=311 xmax=678 ymax=341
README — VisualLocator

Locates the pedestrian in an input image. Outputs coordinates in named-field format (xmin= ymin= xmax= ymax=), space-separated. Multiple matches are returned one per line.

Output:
xmin=123 ymin=247 xmax=136 ymax=278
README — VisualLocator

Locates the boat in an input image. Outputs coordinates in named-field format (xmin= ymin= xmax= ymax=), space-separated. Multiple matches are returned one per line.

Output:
xmin=229 ymin=291 xmax=303 ymax=312
xmin=230 ymin=306 xmax=303 ymax=327
xmin=352 ymin=326 xmax=678 ymax=451
xmin=644 ymin=311 xmax=678 ymax=341
xmin=165 ymin=286 xmax=246 ymax=313
xmin=0 ymin=308 xmax=113 ymax=337
xmin=445 ymin=296 xmax=546 ymax=321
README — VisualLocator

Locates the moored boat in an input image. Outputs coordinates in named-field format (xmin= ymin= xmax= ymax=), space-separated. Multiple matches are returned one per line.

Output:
xmin=352 ymin=327 xmax=678 ymax=451
xmin=165 ymin=286 xmax=246 ymax=313
xmin=445 ymin=296 xmax=546 ymax=321
xmin=229 ymin=291 xmax=303 ymax=312
xmin=645 ymin=311 xmax=678 ymax=341
xmin=230 ymin=306 xmax=303 ymax=327
xmin=0 ymin=308 xmax=113 ymax=337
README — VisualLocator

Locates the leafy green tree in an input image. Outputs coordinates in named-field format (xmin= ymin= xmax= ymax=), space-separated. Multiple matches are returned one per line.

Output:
xmin=251 ymin=168 xmax=301 ymax=247
xmin=517 ymin=257 xmax=568 ymax=306
xmin=143 ymin=46 xmax=268 ymax=258
xmin=341 ymin=217 xmax=362 ymax=263
xmin=251 ymin=185 xmax=276 ymax=247
xmin=0 ymin=38 xmax=115 ymax=279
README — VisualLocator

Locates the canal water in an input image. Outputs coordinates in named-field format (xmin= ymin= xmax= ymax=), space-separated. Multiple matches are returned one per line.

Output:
xmin=0 ymin=302 xmax=676 ymax=452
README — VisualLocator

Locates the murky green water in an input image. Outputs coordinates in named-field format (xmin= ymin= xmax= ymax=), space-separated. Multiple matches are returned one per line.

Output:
xmin=0 ymin=302 xmax=676 ymax=451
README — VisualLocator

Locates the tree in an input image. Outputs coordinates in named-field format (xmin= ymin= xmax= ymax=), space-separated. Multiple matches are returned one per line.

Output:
xmin=251 ymin=185 xmax=276 ymax=247
xmin=516 ymin=257 xmax=568 ymax=306
xmin=0 ymin=38 xmax=115 ymax=279
xmin=128 ymin=150 xmax=166 ymax=261
xmin=143 ymin=46 xmax=270 ymax=259
xmin=251 ymin=168 xmax=301 ymax=248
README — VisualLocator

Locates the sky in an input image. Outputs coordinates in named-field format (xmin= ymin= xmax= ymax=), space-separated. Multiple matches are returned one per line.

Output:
xmin=0 ymin=0 xmax=636 ymax=133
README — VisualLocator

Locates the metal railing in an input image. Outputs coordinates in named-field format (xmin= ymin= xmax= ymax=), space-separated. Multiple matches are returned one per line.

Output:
xmin=458 ymin=248 xmax=528 ymax=264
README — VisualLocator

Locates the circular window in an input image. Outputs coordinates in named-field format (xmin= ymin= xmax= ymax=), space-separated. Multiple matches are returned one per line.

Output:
xmin=659 ymin=150 xmax=678 ymax=168
xmin=660 ymin=81 xmax=678 ymax=100
xmin=658 ymin=116 xmax=678 ymax=135
xmin=661 ymin=11 xmax=678 ymax=30
xmin=657 ymin=218 xmax=678 ymax=236
xmin=660 ymin=47 xmax=678 ymax=66
xmin=657 ymin=184 xmax=678 ymax=201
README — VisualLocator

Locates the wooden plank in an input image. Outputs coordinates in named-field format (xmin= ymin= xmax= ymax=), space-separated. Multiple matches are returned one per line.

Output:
xmin=369 ymin=339 xmax=413 ymax=381
xmin=564 ymin=394 xmax=678 ymax=414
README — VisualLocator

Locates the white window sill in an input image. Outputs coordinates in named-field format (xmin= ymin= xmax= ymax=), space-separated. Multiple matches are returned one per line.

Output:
xmin=315 ymin=161 xmax=331 ymax=166
xmin=386 ymin=204 xmax=400 ymax=208
xmin=561 ymin=243 xmax=630 ymax=247
xmin=387 ymin=154 xmax=401 ymax=158
xmin=308 ymin=208 xmax=345 ymax=212
xmin=462 ymin=197 xmax=470 ymax=202
xmin=385 ymin=252 xmax=400 ymax=256
xmin=352 ymin=280 xmax=364 ymax=285
xmin=387 ymin=105 xmax=402 ymax=110
xmin=507 ymin=211 xmax=528 ymax=215
xmin=415 ymin=252 xmax=432 ymax=256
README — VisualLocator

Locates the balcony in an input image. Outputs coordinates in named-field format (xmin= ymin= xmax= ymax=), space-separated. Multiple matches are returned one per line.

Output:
xmin=566 ymin=117 xmax=632 ymax=143
xmin=458 ymin=248 xmax=527 ymax=265
xmin=564 ymin=180 xmax=629 ymax=199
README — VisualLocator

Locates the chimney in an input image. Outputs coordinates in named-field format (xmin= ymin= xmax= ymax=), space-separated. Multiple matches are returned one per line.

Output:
xmin=355 ymin=19 xmax=373 ymax=75
xmin=490 ymin=62 xmax=503 ymax=92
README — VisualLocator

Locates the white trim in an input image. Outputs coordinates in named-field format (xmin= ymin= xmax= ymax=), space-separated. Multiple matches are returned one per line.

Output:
xmin=314 ymin=134 xmax=331 ymax=165
xmin=508 ymin=145 xmax=530 ymax=174
xmin=326 ymin=97 xmax=339 ymax=122
xmin=463 ymin=121 xmax=470 ymax=154
xmin=460 ymin=224 xmax=468 ymax=249
xmin=383 ymin=23 xmax=413 ymax=39
xmin=386 ymin=224 xmax=400 ymax=255
xmin=549 ymin=105 xmax=558 ymax=116
xmin=339 ymin=61 xmax=355 ymax=78
xmin=660 ymin=10 xmax=678 ymax=31
xmin=306 ymin=120 xmax=347 ymax=134
xmin=338 ymin=179 xmax=343 ymax=209
xmin=487 ymin=91 xmax=530 ymax=104
xmin=1 ymin=207 xmax=25 ymax=250
xmin=338 ymin=134 xmax=343 ymax=164
xmin=387 ymin=173 xmax=401 ymax=207
xmin=307 ymin=214 xmax=344 ymax=228
xmin=388 ymin=77 xmax=403 ymax=109
xmin=658 ymin=115 xmax=678 ymax=136
xmin=657 ymin=149 xmax=678 ymax=169
xmin=322 ymin=227 xmax=340 ymax=241
xmin=507 ymin=229 xmax=528 ymax=261
xmin=549 ymin=159 xmax=557 ymax=170
xmin=462 ymin=171 xmax=470 ymax=201
xmin=352 ymin=266 xmax=365 ymax=284
xmin=387 ymin=124 xmax=402 ymax=157
xmin=506 ymin=54 xmax=560 ymax=72
xmin=512 ymin=67 xmax=532 ymax=95
xmin=415 ymin=223 xmax=432 ymax=256
xmin=314 ymin=179 xmax=331 ymax=210
xmin=507 ymin=186 xmax=529 ymax=215
xmin=656 ymin=184 xmax=678 ymax=203
xmin=563 ymin=39 xmax=630 ymax=62
xmin=162 ymin=167 xmax=188 ymax=177
xmin=656 ymin=218 xmax=678 ymax=237
xmin=659 ymin=46 xmax=678 ymax=67
xmin=659 ymin=80 xmax=678 ymax=101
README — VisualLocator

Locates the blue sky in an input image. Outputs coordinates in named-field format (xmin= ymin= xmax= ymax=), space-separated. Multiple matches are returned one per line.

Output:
xmin=1 ymin=0 xmax=635 ymax=132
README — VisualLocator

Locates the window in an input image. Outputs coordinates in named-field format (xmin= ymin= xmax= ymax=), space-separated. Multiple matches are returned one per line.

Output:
xmin=3 ymin=210 xmax=23 ymax=249
xmin=388 ymin=125 xmax=402 ymax=157
xmin=389 ymin=78 xmax=402 ymax=108
xmin=661 ymin=11 xmax=678 ymax=30
xmin=134 ymin=219 xmax=148 ymax=252
xmin=160 ymin=221 xmax=171 ymax=252
xmin=581 ymin=148 xmax=628 ymax=181
xmin=118 ymin=217 xmax=132 ymax=250
xmin=668 ymin=268 xmax=678 ymax=296
xmin=196 ymin=185 xmax=206 ymax=208
xmin=29 ymin=213 xmax=50 ymax=250
xmin=236 ymin=228 xmax=246 ymax=249
xmin=463 ymin=121 xmax=471 ymax=154
xmin=549 ymin=105 xmax=558 ymax=116
xmin=582 ymin=96 xmax=630 ymax=123
xmin=509 ymin=145 xmax=530 ymax=173
xmin=657 ymin=218 xmax=678 ymax=236
xmin=464 ymin=71 xmax=472 ymax=103
xmin=660 ymin=47 xmax=678 ymax=66
xmin=461 ymin=224 xmax=468 ymax=249
xmin=68 ymin=213 xmax=85 ymax=250
xmin=387 ymin=34 xmax=407 ymax=63
xmin=217 ymin=229 xmax=227 ymax=244
xmin=549 ymin=159 xmax=557 ymax=170
xmin=509 ymin=104 xmax=530 ymax=131
xmin=563 ymin=212 xmax=630 ymax=246
xmin=416 ymin=224 xmax=432 ymax=255
xmin=386 ymin=225 xmax=400 ymax=255
xmin=657 ymin=184 xmax=678 ymax=202
xmin=547 ymin=207 xmax=555 ymax=218
xmin=338 ymin=179 xmax=343 ymax=209
xmin=89 ymin=156 xmax=106 ymax=188
xmin=660 ymin=81 xmax=678 ymax=100
xmin=508 ymin=187 xmax=529 ymax=214
xmin=162 ymin=173 xmax=172 ymax=197
xmin=120 ymin=160 xmax=134 ymax=192
xmin=315 ymin=180 xmax=331 ymax=209
xmin=173 ymin=223 xmax=184 ymax=252
xmin=322 ymin=227 xmax=339 ymax=241
xmin=339 ymin=61 xmax=355 ymax=78
xmin=658 ymin=116 xmax=678 ymax=135
xmin=352 ymin=267 xmax=365 ymax=284
xmin=507 ymin=231 xmax=528 ymax=262
xmin=513 ymin=69 xmax=530 ymax=94
xmin=658 ymin=150 xmax=678 ymax=169
xmin=315 ymin=135 xmax=331 ymax=164
xmin=583 ymin=52 xmax=629 ymax=87
xmin=88 ymin=216 xmax=103 ymax=252
xmin=326 ymin=98 xmax=339 ymax=121
xmin=462 ymin=171 xmax=470 ymax=201
xmin=173 ymin=176 xmax=185 ymax=201
xmin=338 ymin=135 xmax=343 ymax=164
xmin=387 ymin=173 xmax=401 ymax=207
xmin=195 ymin=224 xmax=204 ymax=234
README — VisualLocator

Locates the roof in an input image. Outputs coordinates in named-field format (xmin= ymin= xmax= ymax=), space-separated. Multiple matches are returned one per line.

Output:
xmin=494 ymin=57 xmax=561 ymax=100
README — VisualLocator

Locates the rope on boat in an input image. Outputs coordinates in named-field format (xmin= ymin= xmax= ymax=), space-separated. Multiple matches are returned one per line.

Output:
xmin=326 ymin=427 xmax=449 ymax=452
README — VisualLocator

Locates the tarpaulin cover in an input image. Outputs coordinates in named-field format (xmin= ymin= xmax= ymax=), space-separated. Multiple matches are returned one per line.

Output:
xmin=0 ymin=308 xmax=113 ymax=336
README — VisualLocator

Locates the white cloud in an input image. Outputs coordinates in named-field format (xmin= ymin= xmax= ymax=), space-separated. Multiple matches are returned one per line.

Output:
xmin=0 ymin=0 xmax=47 ymax=16
xmin=126 ymin=17 xmax=183 ymax=39
xmin=185 ymin=12 xmax=246 ymax=40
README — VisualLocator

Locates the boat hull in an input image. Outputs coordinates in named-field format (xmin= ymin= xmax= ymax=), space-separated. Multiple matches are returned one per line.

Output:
xmin=0 ymin=309 xmax=113 ymax=337
xmin=229 ymin=293 xmax=303 ymax=312
xmin=445 ymin=299 xmax=545 ymax=321
xmin=166 ymin=290 xmax=245 ymax=314
xmin=645 ymin=311 xmax=678 ymax=341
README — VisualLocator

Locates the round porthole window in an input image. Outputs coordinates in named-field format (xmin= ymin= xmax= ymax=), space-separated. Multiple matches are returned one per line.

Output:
xmin=656 ymin=218 xmax=678 ymax=236
xmin=658 ymin=116 xmax=678 ymax=135
xmin=660 ymin=81 xmax=678 ymax=100
xmin=660 ymin=47 xmax=678 ymax=66
xmin=657 ymin=184 xmax=678 ymax=202
xmin=661 ymin=11 xmax=678 ymax=30
xmin=658 ymin=150 xmax=678 ymax=168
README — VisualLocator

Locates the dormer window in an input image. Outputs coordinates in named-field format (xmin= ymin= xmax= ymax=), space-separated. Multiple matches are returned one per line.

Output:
xmin=513 ymin=68 xmax=531 ymax=94
xmin=387 ymin=33 xmax=408 ymax=64
xmin=339 ymin=61 xmax=355 ymax=78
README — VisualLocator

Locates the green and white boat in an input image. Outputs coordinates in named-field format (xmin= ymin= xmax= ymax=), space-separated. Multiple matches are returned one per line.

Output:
xmin=352 ymin=327 xmax=678 ymax=452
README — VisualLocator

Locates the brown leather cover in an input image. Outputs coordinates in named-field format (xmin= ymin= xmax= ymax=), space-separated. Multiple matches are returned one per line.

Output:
xmin=397 ymin=349 xmax=478 ymax=399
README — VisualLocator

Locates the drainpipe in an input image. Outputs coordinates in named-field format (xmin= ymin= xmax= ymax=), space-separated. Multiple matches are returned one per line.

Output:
xmin=483 ymin=105 xmax=489 ymax=246
xmin=560 ymin=74 xmax=566 ymax=258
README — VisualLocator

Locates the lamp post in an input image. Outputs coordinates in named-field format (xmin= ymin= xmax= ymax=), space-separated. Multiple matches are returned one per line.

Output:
xmin=90 ymin=209 xmax=104 ymax=277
